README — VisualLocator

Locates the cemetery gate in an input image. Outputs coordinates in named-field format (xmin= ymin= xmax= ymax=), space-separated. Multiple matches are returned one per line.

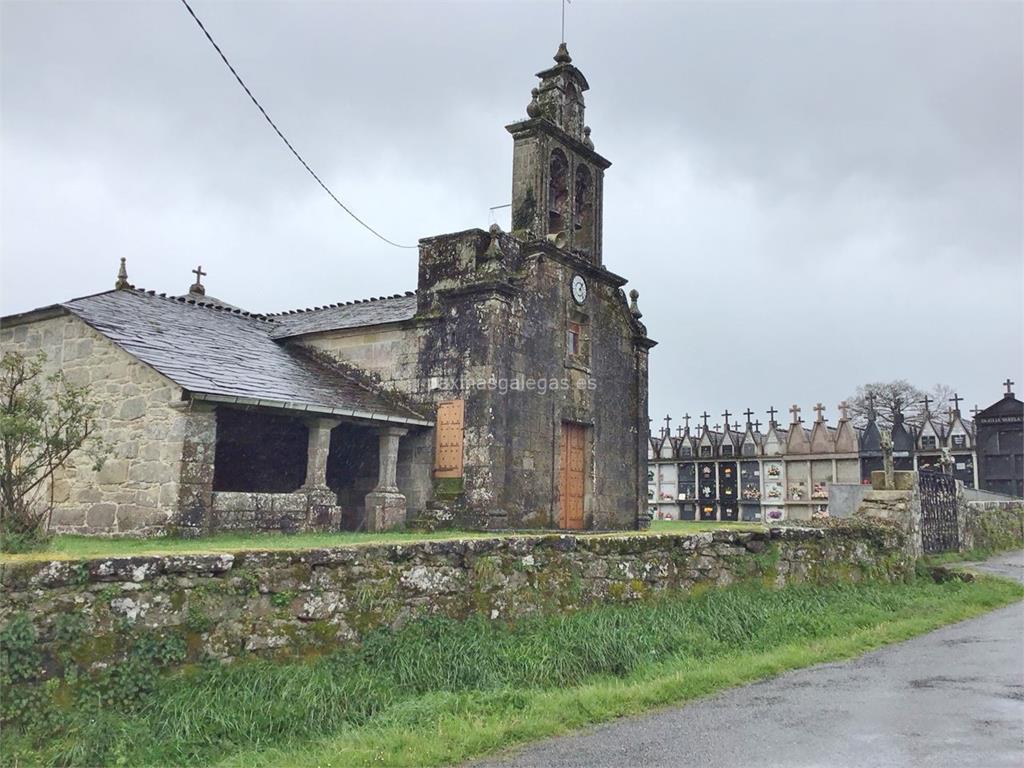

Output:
xmin=918 ymin=470 xmax=960 ymax=554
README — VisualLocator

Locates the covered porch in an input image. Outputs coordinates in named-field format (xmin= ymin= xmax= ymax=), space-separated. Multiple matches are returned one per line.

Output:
xmin=177 ymin=398 xmax=433 ymax=535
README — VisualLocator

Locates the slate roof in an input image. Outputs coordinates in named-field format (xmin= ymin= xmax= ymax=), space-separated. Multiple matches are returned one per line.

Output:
xmin=268 ymin=293 xmax=417 ymax=340
xmin=57 ymin=290 xmax=430 ymax=425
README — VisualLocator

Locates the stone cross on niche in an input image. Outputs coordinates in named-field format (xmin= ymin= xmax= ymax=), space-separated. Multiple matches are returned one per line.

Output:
xmin=921 ymin=395 xmax=932 ymax=414
xmin=813 ymin=403 xmax=825 ymax=422
xmin=682 ymin=413 xmax=691 ymax=430
xmin=838 ymin=401 xmax=850 ymax=420
xmin=743 ymin=408 xmax=754 ymax=425
xmin=949 ymin=393 xmax=963 ymax=413
xmin=971 ymin=404 xmax=980 ymax=418
xmin=789 ymin=404 xmax=801 ymax=425
xmin=663 ymin=414 xmax=672 ymax=434
xmin=714 ymin=424 xmax=721 ymax=432
xmin=767 ymin=406 xmax=777 ymax=425
xmin=722 ymin=409 xmax=731 ymax=426
xmin=732 ymin=421 xmax=740 ymax=432
xmin=753 ymin=420 xmax=762 ymax=432
xmin=701 ymin=411 xmax=710 ymax=427
xmin=677 ymin=426 xmax=685 ymax=438
xmin=1005 ymin=378 xmax=1015 ymax=395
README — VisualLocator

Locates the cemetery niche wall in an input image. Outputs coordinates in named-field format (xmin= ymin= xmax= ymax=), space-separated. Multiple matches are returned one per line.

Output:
xmin=648 ymin=393 xmax=990 ymax=523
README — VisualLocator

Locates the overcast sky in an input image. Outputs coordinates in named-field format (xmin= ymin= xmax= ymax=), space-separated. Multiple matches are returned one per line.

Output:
xmin=2 ymin=0 xmax=1021 ymax=428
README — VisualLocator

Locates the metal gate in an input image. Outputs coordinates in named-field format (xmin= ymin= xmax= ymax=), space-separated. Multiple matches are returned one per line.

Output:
xmin=919 ymin=470 xmax=959 ymax=553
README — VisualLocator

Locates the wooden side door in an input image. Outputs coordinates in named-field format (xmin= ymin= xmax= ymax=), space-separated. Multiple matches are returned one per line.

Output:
xmin=560 ymin=422 xmax=586 ymax=530
xmin=434 ymin=399 xmax=464 ymax=478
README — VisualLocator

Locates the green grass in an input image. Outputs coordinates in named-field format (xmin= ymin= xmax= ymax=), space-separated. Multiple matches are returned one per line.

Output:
xmin=648 ymin=520 xmax=767 ymax=533
xmin=2 ymin=523 xmax=764 ymax=563
xmin=3 ymin=576 xmax=1020 ymax=768
xmin=0 ymin=530 xmax=499 ymax=563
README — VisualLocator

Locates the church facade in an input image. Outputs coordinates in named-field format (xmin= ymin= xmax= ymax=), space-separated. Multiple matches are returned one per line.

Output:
xmin=0 ymin=46 xmax=655 ymax=536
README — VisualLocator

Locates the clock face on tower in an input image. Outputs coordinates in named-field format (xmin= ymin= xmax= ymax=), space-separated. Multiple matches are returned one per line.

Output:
xmin=571 ymin=274 xmax=587 ymax=304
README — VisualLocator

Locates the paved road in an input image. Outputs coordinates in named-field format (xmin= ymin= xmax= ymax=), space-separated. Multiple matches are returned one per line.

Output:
xmin=477 ymin=551 xmax=1024 ymax=768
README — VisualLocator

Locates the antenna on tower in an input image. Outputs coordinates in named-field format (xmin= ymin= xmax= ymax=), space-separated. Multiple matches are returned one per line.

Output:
xmin=561 ymin=0 xmax=572 ymax=44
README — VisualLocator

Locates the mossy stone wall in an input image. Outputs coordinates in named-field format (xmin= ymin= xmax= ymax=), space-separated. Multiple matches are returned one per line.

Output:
xmin=0 ymin=525 xmax=909 ymax=680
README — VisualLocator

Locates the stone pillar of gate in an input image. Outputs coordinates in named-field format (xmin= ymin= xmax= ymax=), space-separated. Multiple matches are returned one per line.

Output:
xmin=365 ymin=426 xmax=408 ymax=531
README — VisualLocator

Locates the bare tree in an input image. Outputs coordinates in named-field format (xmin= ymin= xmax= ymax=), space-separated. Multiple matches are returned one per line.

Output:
xmin=0 ymin=351 xmax=106 ymax=550
xmin=845 ymin=380 xmax=957 ymax=429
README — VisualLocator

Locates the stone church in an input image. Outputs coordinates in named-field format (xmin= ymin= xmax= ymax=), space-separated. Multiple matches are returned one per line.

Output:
xmin=0 ymin=45 xmax=655 ymax=536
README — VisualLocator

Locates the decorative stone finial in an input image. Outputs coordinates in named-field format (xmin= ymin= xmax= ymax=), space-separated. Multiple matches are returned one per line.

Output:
xmin=190 ymin=265 xmax=207 ymax=296
xmin=629 ymin=288 xmax=642 ymax=319
xmin=527 ymin=88 xmax=541 ymax=118
xmin=583 ymin=125 xmax=594 ymax=149
xmin=554 ymin=42 xmax=572 ymax=64
xmin=114 ymin=257 xmax=129 ymax=290
xmin=481 ymin=224 xmax=504 ymax=266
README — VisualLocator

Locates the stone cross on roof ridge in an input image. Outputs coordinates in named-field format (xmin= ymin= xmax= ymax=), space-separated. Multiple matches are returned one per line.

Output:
xmin=838 ymin=401 xmax=850 ymax=420
xmin=701 ymin=411 xmax=710 ymax=427
xmin=813 ymin=403 xmax=825 ymax=422
xmin=190 ymin=265 xmax=207 ymax=296
xmin=743 ymin=408 xmax=754 ymax=425
xmin=922 ymin=395 xmax=932 ymax=414
xmin=767 ymin=406 xmax=777 ymax=424
xmin=789 ymin=404 xmax=801 ymax=424
xmin=682 ymin=413 xmax=691 ymax=429
xmin=1005 ymin=378 xmax=1015 ymax=396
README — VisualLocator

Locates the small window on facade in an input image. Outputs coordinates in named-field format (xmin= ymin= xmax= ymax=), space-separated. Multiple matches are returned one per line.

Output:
xmin=567 ymin=321 xmax=581 ymax=356
xmin=700 ymin=445 xmax=712 ymax=457
xmin=680 ymin=446 xmax=692 ymax=457
xmin=722 ymin=445 xmax=734 ymax=457
xmin=921 ymin=435 xmax=937 ymax=450
xmin=952 ymin=434 xmax=966 ymax=449
xmin=742 ymin=443 xmax=756 ymax=456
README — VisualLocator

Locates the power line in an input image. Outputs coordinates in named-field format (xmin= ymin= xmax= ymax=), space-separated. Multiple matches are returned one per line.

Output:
xmin=178 ymin=0 xmax=416 ymax=249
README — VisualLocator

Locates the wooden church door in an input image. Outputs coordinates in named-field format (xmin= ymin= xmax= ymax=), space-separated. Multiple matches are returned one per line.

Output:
xmin=560 ymin=422 xmax=586 ymax=529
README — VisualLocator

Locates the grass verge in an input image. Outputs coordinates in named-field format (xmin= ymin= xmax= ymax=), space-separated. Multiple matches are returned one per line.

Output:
xmin=3 ymin=575 xmax=1020 ymax=768
xmin=2 ymin=523 xmax=762 ymax=563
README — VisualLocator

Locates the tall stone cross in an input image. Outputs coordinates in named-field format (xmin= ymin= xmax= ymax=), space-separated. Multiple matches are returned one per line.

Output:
xmin=663 ymin=414 xmax=672 ymax=434
xmin=838 ymin=401 xmax=850 ymax=420
xmin=813 ymin=403 xmax=825 ymax=422
xmin=732 ymin=421 xmax=740 ymax=432
xmin=701 ymin=411 xmax=710 ymax=428
xmin=767 ymin=406 xmax=777 ymax=425
xmin=682 ymin=413 xmax=691 ymax=430
xmin=753 ymin=420 xmax=762 ymax=432
xmin=880 ymin=428 xmax=895 ymax=490
xmin=789 ymin=404 xmax=801 ymax=425
xmin=1005 ymin=378 xmax=1015 ymax=395
xmin=949 ymin=393 xmax=963 ymax=413
xmin=743 ymin=408 xmax=754 ymax=425
xmin=721 ymin=409 xmax=731 ymax=426
xmin=921 ymin=395 xmax=932 ymax=414
xmin=676 ymin=426 xmax=685 ymax=438
xmin=971 ymin=404 xmax=980 ymax=418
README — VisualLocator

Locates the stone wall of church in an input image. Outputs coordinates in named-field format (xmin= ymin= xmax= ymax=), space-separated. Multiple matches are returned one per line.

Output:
xmin=0 ymin=315 xmax=188 ymax=535
xmin=295 ymin=324 xmax=421 ymax=396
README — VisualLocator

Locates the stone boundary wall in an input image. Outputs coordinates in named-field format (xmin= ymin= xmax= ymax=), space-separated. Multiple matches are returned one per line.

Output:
xmin=963 ymin=500 xmax=1024 ymax=552
xmin=0 ymin=525 xmax=909 ymax=677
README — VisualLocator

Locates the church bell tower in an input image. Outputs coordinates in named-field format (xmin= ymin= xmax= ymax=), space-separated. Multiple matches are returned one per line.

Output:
xmin=506 ymin=43 xmax=610 ymax=265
